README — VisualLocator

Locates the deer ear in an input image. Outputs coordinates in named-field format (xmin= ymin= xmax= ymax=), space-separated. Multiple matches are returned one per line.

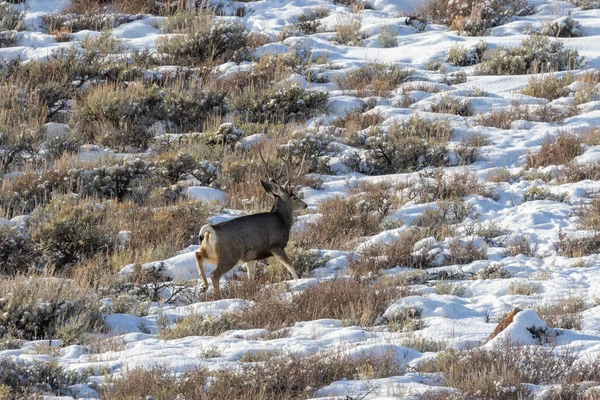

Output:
xmin=261 ymin=180 xmax=278 ymax=197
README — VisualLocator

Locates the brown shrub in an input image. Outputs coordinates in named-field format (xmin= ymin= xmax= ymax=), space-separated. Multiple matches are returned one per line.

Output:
xmin=476 ymin=104 xmax=575 ymax=129
xmin=535 ymin=297 xmax=586 ymax=330
xmin=103 ymin=366 xmax=208 ymax=400
xmin=521 ymin=74 xmax=573 ymax=100
xmin=349 ymin=229 xmax=436 ymax=276
xmin=505 ymin=234 xmax=537 ymax=257
xmin=162 ymin=278 xmax=408 ymax=336
xmin=335 ymin=63 xmax=413 ymax=97
xmin=107 ymin=349 xmax=402 ymax=400
xmin=431 ymin=342 xmax=583 ymax=399
xmin=413 ymin=169 xmax=496 ymax=203
xmin=526 ymin=133 xmax=583 ymax=168
xmin=446 ymin=239 xmax=487 ymax=265
xmin=299 ymin=195 xmax=382 ymax=250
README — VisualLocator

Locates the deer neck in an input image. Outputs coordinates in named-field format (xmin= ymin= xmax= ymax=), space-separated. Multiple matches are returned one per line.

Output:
xmin=271 ymin=198 xmax=294 ymax=229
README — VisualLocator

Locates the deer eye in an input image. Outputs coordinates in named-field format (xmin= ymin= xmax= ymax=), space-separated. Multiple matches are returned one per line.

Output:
xmin=292 ymin=196 xmax=298 ymax=200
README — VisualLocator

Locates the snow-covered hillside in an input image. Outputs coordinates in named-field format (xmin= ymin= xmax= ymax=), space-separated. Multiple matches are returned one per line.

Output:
xmin=2 ymin=0 xmax=600 ymax=398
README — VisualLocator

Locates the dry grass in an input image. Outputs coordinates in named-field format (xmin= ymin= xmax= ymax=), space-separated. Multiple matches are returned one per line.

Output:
xmin=104 ymin=349 xmax=403 ymax=400
xmin=427 ymin=342 xmax=600 ymax=399
xmin=412 ymin=169 xmax=496 ymax=203
xmin=297 ymin=195 xmax=381 ymax=250
xmin=535 ymin=297 xmax=586 ymax=330
xmin=335 ymin=63 xmax=413 ymax=97
xmin=525 ymin=133 xmax=583 ymax=169
xmin=333 ymin=12 xmax=364 ymax=46
xmin=507 ymin=280 xmax=540 ymax=295
xmin=476 ymin=103 xmax=576 ymax=129
xmin=161 ymin=278 xmax=408 ymax=336
xmin=521 ymin=74 xmax=573 ymax=100
xmin=505 ymin=234 xmax=537 ymax=257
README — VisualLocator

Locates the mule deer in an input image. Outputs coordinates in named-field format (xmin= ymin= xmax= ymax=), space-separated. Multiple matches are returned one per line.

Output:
xmin=194 ymin=154 xmax=307 ymax=296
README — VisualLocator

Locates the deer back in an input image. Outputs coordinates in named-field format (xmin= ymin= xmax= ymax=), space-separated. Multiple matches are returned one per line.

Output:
xmin=211 ymin=211 xmax=291 ymax=262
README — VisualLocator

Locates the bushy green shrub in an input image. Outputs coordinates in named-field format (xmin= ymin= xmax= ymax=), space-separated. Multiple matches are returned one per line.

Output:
xmin=41 ymin=12 xmax=141 ymax=33
xmin=0 ymin=278 xmax=105 ymax=341
xmin=156 ymin=20 xmax=250 ymax=65
xmin=0 ymin=226 xmax=36 ymax=275
xmin=0 ymin=30 xmax=18 ymax=48
xmin=73 ymin=83 xmax=162 ymax=150
xmin=29 ymin=199 xmax=115 ymax=270
xmin=521 ymin=74 xmax=573 ymax=100
xmin=73 ymin=82 xmax=227 ymax=149
xmin=475 ymin=35 xmax=583 ymax=75
xmin=344 ymin=116 xmax=452 ymax=175
xmin=447 ymin=41 xmax=487 ymax=66
xmin=278 ymin=132 xmax=333 ymax=174
xmin=539 ymin=16 xmax=582 ymax=38
xmin=379 ymin=24 xmax=398 ymax=48
xmin=0 ymin=3 xmax=24 ymax=31
xmin=163 ymin=86 xmax=227 ymax=131
xmin=430 ymin=95 xmax=472 ymax=116
xmin=423 ymin=0 xmax=532 ymax=31
xmin=0 ymin=359 xmax=89 ymax=398
xmin=240 ymin=85 xmax=329 ymax=123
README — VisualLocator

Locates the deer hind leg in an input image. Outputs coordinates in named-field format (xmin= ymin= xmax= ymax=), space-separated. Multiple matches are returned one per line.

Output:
xmin=245 ymin=260 xmax=257 ymax=281
xmin=194 ymin=251 xmax=210 ymax=292
xmin=211 ymin=258 xmax=238 ymax=298
xmin=271 ymin=247 xmax=300 ymax=280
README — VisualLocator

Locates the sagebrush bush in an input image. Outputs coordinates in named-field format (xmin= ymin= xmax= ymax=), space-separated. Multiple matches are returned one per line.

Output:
xmin=429 ymin=342 xmax=599 ymax=399
xmin=73 ymin=82 xmax=227 ymax=149
xmin=476 ymin=103 xmax=574 ymax=128
xmin=350 ymin=229 xmax=436 ymax=276
xmin=0 ymin=30 xmax=18 ymax=48
xmin=0 ymin=277 xmax=105 ymax=341
xmin=379 ymin=24 xmax=398 ymax=47
xmin=475 ymin=35 xmax=583 ymax=75
xmin=525 ymin=133 xmax=583 ymax=168
xmin=0 ymin=359 xmax=89 ymax=398
xmin=104 ymin=350 xmax=402 ymax=400
xmin=238 ymin=85 xmax=328 ymax=123
xmin=41 ymin=12 xmax=141 ymax=33
xmin=0 ymin=225 xmax=36 ymax=275
xmin=335 ymin=63 xmax=413 ymax=97
xmin=421 ymin=0 xmax=533 ymax=31
xmin=447 ymin=41 xmax=487 ymax=66
xmin=333 ymin=13 xmax=365 ymax=46
xmin=430 ymin=95 xmax=472 ymax=116
xmin=539 ymin=16 xmax=582 ymax=38
xmin=522 ymin=186 xmax=569 ymax=203
xmin=535 ymin=297 xmax=586 ymax=329
xmin=347 ymin=116 xmax=451 ymax=175
xmin=0 ymin=3 xmax=24 ymax=31
xmin=29 ymin=198 xmax=115 ymax=270
xmin=72 ymin=83 xmax=162 ymax=149
xmin=156 ymin=20 xmax=249 ymax=65
xmin=521 ymin=74 xmax=573 ymax=100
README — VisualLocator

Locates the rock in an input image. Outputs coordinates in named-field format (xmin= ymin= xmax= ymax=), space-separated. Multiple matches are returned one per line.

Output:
xmin=488 ymin=307 xmax=521 ymax=341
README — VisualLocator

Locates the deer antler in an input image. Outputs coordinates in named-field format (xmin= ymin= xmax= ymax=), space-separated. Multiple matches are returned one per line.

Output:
xmin=282 ymin=152 xmax=308 ymax=191
xmin=258 ymin=147 xmax=284 ymax=183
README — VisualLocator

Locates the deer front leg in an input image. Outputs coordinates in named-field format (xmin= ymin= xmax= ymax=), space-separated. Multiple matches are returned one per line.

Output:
xmin=194 ymin=251 xmax=210 ymax=292
xmin=271 ymin=248 xmax=300 ymax=280
xmin=245 ymin=260 xmax=257 ymax=281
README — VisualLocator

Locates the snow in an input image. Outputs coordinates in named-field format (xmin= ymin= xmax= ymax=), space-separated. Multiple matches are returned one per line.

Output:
xmin=4 ymin=0 xmax=600 ymax=397
xmin=185 ymin=186 xmax=227 ymax=204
